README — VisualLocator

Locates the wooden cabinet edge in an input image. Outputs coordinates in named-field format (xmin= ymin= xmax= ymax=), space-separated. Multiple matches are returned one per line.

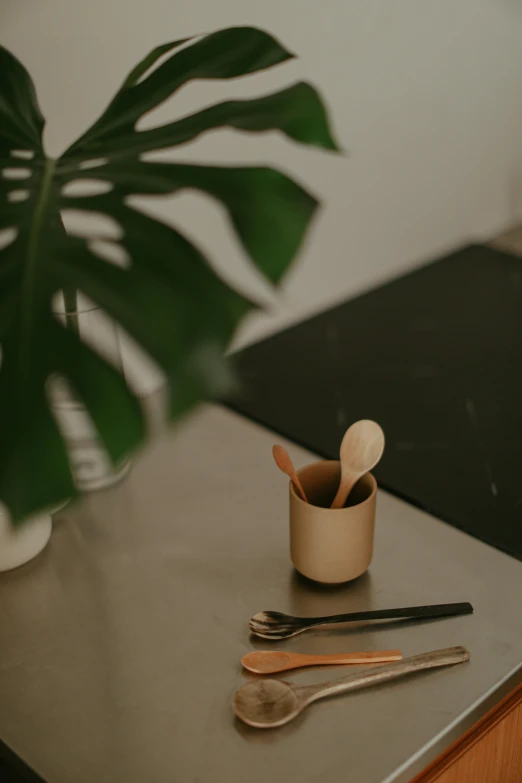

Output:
xmin=410 ymin=683 xmax=522 ymax=782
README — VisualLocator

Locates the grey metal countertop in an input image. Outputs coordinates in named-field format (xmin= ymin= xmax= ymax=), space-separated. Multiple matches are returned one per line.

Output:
xmin=0 ymin=405 xmax=521 ymax=783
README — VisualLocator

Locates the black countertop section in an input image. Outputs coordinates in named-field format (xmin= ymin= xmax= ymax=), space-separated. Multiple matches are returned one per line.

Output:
xmin=227 ymin=244 xmax=522 ymax=561
xmin=0 ymin=751 xmax=41 ymax=782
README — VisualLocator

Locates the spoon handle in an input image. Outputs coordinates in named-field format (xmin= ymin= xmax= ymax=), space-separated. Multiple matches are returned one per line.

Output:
xmin=292 ymin=474 xmax=308 ymax=504
xmin=330 ymin=474 xmax=357 ymax=509
xmin=297 ymin=602 xmax=474 ymax=629
xmin=296 ymin=649 xmax=402 ymax=667
xmin=301 ymin=646 xmax=470 ymax=704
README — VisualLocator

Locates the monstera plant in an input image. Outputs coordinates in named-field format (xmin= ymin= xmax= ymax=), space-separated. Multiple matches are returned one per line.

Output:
xmin=0 ymin=26 xmax=339 ymax=524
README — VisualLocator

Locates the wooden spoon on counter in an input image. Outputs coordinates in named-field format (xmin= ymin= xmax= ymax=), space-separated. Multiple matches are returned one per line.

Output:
xmin=331 ymin=420 xmax=385 ymax=509
xmin=241 ymin=649 xmax=402 ymax=674
xmin=272 ymin=445 xmax=308 ymax=503
xmin=234 ymin=646 xmax=470 ymax=728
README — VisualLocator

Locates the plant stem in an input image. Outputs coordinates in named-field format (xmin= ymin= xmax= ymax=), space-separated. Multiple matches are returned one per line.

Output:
xmin=62 ymin=285 xmax=80 ymax=335
xmin=19 ymin=158 xmax=56 ymax=387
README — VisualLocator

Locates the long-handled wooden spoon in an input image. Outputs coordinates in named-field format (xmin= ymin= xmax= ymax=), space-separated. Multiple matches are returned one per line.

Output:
xmin=272 ymin=445 xmax=308 ymax=503
xmin=331 ymin=420 xmax=385 ymax=509
xmin=234 ymin=646 xmax=470 ymax=728
xmin=241 ymin=649 xmax=402 ymax=674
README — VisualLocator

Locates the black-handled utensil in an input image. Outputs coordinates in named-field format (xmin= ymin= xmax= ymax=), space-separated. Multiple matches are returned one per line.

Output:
xmin=249 ymin=602 xmax=473 ymax=639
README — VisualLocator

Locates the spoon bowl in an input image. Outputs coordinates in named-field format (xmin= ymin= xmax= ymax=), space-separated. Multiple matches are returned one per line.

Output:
xmin=249 ymin=610 xmax=305 ymax=640
xmin=272 ymin=445 xmax=308 ymax=503
xmin=234 ymin=679 xmax=302 ymax=728
xmin=242 ymin=651 xmax=294 ymax=673
xmin=331 ymin=420 xmax=385 ymax=509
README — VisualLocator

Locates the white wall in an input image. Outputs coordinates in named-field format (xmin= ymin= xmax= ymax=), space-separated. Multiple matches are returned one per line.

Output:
xmin=3 ymin=0 xmax=522 ymax=385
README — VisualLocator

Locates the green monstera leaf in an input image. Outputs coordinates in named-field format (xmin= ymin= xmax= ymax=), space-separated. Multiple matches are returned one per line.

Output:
xmin=0 ymin=26 xmax=339 ymax=522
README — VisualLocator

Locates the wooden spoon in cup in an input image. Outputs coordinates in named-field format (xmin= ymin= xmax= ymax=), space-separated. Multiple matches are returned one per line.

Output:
xmin=331 ymin=420 xmax=385 ymax=509
xmin=272 ymin=445 xmax=308 ymax=503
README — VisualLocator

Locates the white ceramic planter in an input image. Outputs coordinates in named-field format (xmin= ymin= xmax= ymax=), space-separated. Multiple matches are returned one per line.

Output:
xmin=0 ymin=505 xmax=52 ymax=573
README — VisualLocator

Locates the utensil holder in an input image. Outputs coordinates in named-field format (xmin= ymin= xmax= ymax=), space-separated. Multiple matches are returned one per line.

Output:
xmin=290 ymin=460 xmax=376 ymax=584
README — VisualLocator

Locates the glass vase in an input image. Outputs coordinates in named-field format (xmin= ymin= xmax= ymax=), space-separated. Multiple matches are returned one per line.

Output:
xmin=49 ymin=293 xmax=130 ymax=492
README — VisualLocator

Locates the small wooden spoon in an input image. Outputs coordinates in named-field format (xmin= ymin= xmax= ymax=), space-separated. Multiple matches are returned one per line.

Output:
xmin=272 ymin=445 xmax=308 ymax=503
xmin=234 ymin=646 xmax=470 ymax=728
xmin=241 ymin=649 xmax=402 ymax=674
xmin=331 ymin=420 xmax=385 ymax=509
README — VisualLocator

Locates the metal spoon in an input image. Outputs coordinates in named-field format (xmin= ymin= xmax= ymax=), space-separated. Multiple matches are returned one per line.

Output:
xmin=249 ymin=602 xmax=474 ymax=640
xmin=241 ymin=648 xmax=402 ymax=674
xmin=331 ymin=420 xmax=385 ymax=509
xmin=234 ymin=646 xmax=470 ymax=728
xmin=272 ymin=444 xmax=308 ymax=503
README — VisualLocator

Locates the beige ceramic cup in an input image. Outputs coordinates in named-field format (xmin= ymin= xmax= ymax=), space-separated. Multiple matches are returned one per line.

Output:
xmin=290 ymin=460 xmax=377 ymax=584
